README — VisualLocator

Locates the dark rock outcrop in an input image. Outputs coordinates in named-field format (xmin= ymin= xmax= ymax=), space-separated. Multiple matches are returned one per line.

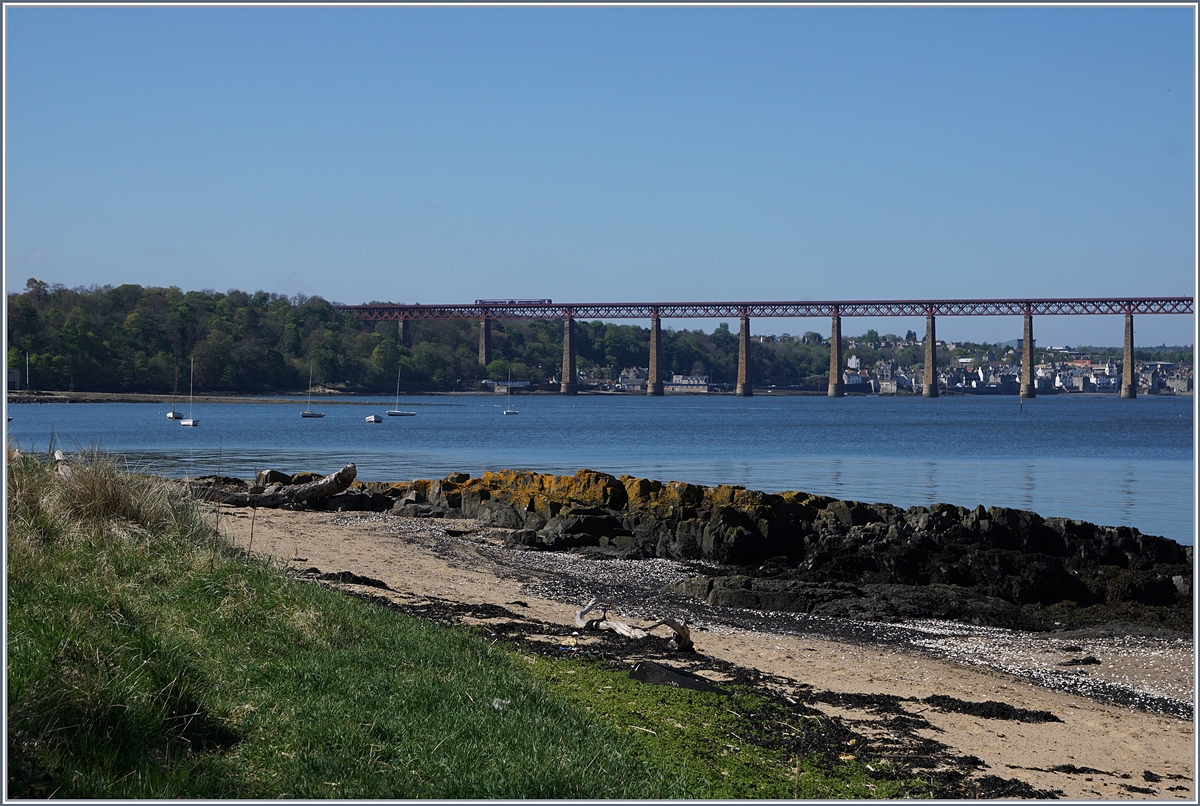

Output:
xmin=252 ymin=466 xmax=1194 ymax=631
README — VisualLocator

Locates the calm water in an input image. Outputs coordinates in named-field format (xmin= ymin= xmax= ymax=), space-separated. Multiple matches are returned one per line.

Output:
xmin=6 ymin=393 xmax=1195 ymax=546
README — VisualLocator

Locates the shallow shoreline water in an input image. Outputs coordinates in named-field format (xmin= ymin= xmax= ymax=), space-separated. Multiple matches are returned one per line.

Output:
xmin=7 ymin=392 xmax=1193 ymax=546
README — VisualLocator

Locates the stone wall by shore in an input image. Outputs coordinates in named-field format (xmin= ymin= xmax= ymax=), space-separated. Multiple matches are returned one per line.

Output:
xmin=240 ymin=467 xmax=1193 ymax=632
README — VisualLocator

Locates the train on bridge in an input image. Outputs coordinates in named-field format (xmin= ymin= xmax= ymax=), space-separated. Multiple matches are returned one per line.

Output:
xmin=474 ymin=299 xmax=553 ymax=305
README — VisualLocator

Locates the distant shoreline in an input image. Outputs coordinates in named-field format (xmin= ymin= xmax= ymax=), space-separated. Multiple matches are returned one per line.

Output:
xmin=6 ymin=388 xmax=1191 ymax=405
xmin=6 ymin=390 xmax=486 ymax=405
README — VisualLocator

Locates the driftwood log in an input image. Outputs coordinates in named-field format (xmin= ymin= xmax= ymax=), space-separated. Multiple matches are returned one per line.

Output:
xmin=576 ymin=598 xmax=646 ymax=638
xmin=575 ymin=597 xmax=694 ymax=652
xmin=190 ymin=463 xmax=357 ymax=508
xmin=644 ymin=617 xmax=694 ymax=652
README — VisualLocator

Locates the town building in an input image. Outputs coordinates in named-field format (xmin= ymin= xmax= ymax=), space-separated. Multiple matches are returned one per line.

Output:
xmin=664 ymin=374 xmax=710 ymax=394
xmin=484 ymin=379 xmax=531 ymax=393
xmin=842 ymin=369 xmax=869 ymax=390
xmin=617 ymin=367 xmax=648 ymax=392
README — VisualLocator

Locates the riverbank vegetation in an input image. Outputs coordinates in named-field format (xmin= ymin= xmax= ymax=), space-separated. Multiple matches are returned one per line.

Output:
xmin=5 ymin=449 xmax=669 ymax=797
xmin=8 ymin=279 xmax=1191 ymax=394
xmin=8 ymin=450 xmax=937 ymax=798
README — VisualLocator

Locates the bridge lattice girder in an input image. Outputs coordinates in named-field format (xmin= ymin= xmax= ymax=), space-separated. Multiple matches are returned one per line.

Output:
xmin=338 ymin=297 xmax=1194 ymax=321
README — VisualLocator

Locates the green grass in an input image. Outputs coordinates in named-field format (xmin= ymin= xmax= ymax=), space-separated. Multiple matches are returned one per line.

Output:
xmin=6 ymin=449 xmax=930 ymax=798
xmin=6 ymin=450 xmax=687 ymax=798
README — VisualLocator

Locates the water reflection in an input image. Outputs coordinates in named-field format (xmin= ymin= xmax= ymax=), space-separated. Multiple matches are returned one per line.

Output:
xmin=828 ymin=457 xmax=843 ymax=500
xmin=729 ymin=460 xmax=755 ymax=488
xmin=1020 ymin=463 xmax=1034 ymax=511
xmin=920 ymin=461 xmax=936 ymax=507
xmin=1119 ymin=464 xmax=1134 ymax=514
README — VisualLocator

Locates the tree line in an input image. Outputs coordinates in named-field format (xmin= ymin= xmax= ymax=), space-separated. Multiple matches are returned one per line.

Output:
xmin=6 ymin=278 xmax=1188 ymax=394
xmin=6 ymin=279 xmax=833 ymax=393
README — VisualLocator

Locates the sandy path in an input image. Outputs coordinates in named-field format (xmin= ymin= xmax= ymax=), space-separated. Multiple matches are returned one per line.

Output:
xmin=218 ymin=506 xmax=1195 ymax=800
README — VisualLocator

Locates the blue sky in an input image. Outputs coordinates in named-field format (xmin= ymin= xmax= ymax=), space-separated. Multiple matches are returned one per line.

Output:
xmin=4 ymin=4 xmax=1195 ymax=346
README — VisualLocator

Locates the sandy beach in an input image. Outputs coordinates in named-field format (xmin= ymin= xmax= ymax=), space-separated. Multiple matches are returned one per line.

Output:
xmin=217 ymin=506 xmax=1195 ymax=800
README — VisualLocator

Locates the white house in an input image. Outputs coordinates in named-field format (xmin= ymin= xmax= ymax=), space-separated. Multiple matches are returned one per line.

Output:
xmin=664 ymin=374 xmax=709 ymax=394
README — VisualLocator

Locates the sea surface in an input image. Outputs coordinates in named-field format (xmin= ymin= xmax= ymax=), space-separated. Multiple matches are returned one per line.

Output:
xmin=6 ymin=393 xmax=1195 ymax=546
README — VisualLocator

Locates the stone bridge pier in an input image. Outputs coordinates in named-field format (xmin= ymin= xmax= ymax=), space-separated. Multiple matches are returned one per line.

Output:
xmin=827 ymin=312 xmax=844 ymax=397
xmin=647 ymin=315 xmax=664 ymax=396
xmin=560 ymin=318 xmax=578 ymax=395
xmin=478 ymin=319 xmax=492 ymax=367
xmin=736 ymin=315 xmax=753 ymax=397
xmin=1020 ymin=312 xmax=1036 ymax=398
xmin=923 ymin=313 xmax=938 ymax=397
xmin=1121 ymin=313 xmax=1137 ymax=398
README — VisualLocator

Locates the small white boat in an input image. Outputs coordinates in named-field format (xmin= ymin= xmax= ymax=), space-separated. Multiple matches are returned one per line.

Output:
xmin=365 ymin=414 xmax=383 ymax=423
xmin=167 ymin=410 xmax=183 ymax=420
xmin=181 ymin=357 xmax=199 ymax=427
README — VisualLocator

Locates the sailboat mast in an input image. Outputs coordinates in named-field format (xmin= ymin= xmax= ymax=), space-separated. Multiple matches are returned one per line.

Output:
xmin=169 ymin=361 xmax=179 ymax=416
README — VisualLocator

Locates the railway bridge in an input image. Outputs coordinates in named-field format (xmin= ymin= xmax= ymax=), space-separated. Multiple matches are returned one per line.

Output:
xmin=336 ymin=297 xmax=1194 ymax=399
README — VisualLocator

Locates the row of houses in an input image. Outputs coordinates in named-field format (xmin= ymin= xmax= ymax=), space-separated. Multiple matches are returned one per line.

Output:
xmin=857 ymin=357 xmax=1192 ymax=395
xmin=478 ymin=355 xmax=1191 ymax=396
xmin=609 ymin=357 xmax=1191 ymax=396
xmin=615 ymin=368 xmax=712 ymax=393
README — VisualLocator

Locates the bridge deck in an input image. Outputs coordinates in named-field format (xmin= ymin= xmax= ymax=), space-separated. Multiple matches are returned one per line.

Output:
xmin=338 ymin=297 xmax=1193 ymax=321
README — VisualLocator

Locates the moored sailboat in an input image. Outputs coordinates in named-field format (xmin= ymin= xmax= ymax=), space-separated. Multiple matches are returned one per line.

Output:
xmin=167 ymin=364 xmax=182 ymax=419
xmin=181 ymin=357 xmax=199 ymax=427
xmin=503 ymin=372 xmax=518 ymax=415
xmin=387 ymin=364 xmax=416 ymax=416
xmin=301 ymin=363 xmax=325 ymax=418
